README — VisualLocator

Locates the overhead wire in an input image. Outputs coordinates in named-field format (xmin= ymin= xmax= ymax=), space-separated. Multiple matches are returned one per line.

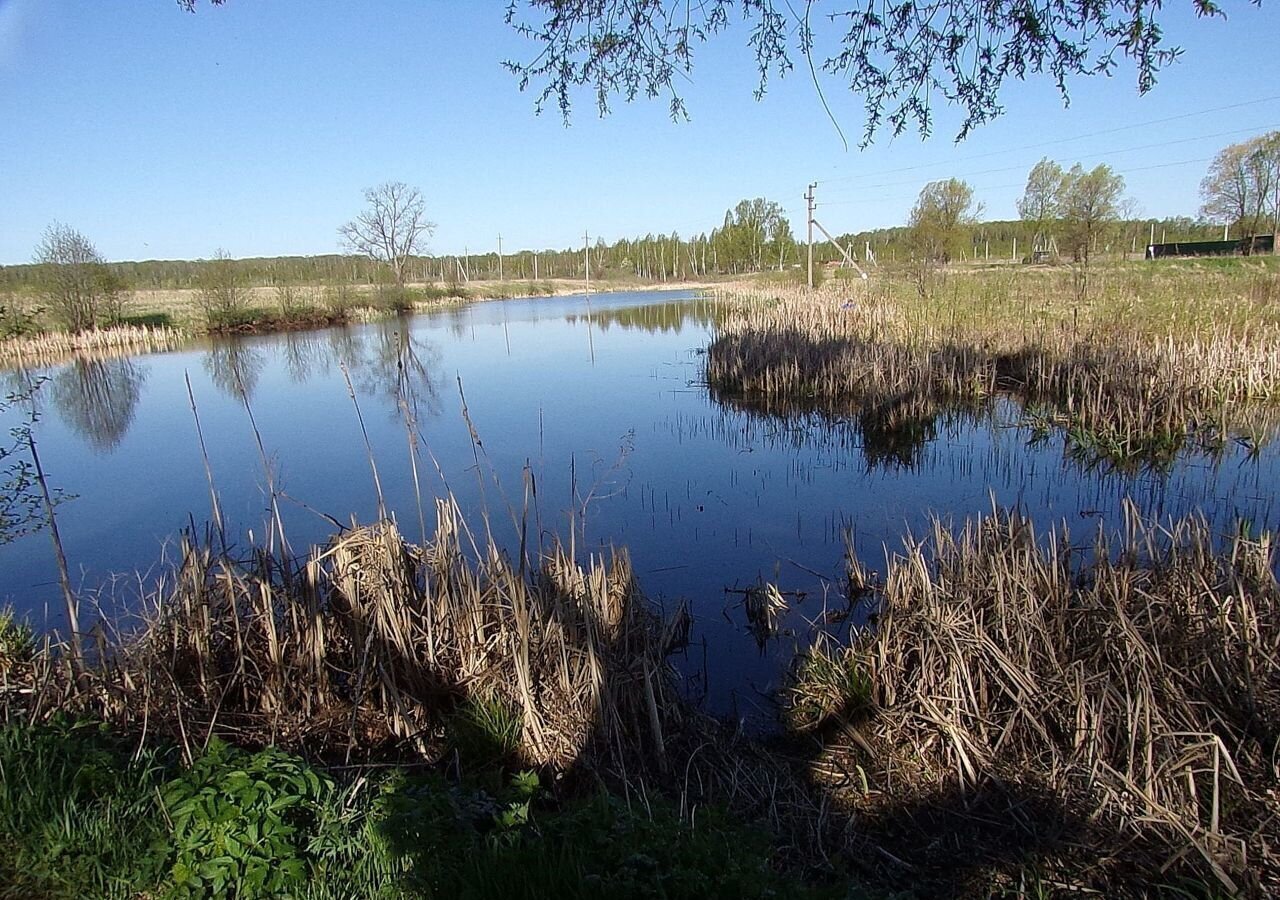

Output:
xmin=812 ymin=94 xmax=1280 ymax=187
xmin=816 ymin=155 xmax=1222 ymax=209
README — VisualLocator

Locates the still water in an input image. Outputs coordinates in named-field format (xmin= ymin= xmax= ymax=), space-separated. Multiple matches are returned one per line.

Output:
xmin=3 ymin=289 xmax=1278 ymax=720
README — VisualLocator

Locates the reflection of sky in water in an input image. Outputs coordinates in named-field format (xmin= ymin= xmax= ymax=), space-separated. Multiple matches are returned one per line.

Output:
xmin=2 ymin=288 xmax=1278 ymax=725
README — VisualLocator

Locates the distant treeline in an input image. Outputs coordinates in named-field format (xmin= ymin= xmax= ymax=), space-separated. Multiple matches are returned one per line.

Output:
xmin=0 ymin=215 xmax=1229 ymax=293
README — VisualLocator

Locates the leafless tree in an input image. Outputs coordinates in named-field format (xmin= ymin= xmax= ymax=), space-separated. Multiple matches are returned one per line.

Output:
xmin=196 ymin=249 xmax=250 ymax=327
xmin=33 ymin=224 xmax=128 ymax=333
xmin=339 ymin=182 xmax=435 ymax=287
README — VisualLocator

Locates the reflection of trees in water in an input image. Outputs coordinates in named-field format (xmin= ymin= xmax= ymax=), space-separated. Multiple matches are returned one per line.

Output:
xmin=204 ymin=339 xmax=267 ymax=403
xmin=49 ymin=356 xmax=146 ymax=452
xmin=281 ymin=332 xmax=329 ymax=383
xmin=336 ymin=319 xmax=442 ymax=421
xmin=202 ymin=322 xmax=442 ymax=420
xmin=709 ymin=386 xmax=963 ymax=473
xmin=564 ymin=299 xmax=722 ymax=334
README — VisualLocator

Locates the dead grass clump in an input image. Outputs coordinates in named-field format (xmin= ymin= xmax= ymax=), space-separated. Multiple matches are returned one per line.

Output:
xmin=0 ymin=324 xmax=185 ymax=368
xmin=794 ymin=505 xmax=1279 ymax=894
xmin=707 ymin=284 xmax=1280 ymax=466
xmin=36 ymin=500 xmax=684 ymax=777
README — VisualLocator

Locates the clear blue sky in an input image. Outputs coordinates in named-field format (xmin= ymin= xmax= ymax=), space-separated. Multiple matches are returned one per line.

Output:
xmin=2 ymin=0 xmax=1278 ymax=264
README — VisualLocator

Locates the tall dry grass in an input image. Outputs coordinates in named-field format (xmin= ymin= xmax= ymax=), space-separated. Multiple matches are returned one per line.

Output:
xmin=19 ymin=499 xmax=687 ymax=778
xmin=791 ymin=504 xmax=1279 ymax=894
xmin=0 ymin=324 xmax=185 ymax=368
xmin=708 ymin=272 xmax=1280 ymax=463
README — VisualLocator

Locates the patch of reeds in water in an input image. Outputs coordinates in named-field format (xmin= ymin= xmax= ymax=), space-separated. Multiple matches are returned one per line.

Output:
xmin=791 ymin=503 xmax=1279 ymax=895
xmin=0 ymin=324 xmax=185 ymax=368
xmin=707 ymin=283 xmax=1280 ymax=466
xmin=24 ymin=499 xmax=687 ymax=778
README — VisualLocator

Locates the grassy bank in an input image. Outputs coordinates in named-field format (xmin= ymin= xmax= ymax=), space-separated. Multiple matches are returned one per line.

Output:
xmin=0 ymin=277 xmax=723 ymax=367
xmin=0 ymin=720 xmax=833 ymax=900
xmin=4 ymin=492 xmax=1277 ymax=896
xmin=709 ymin=259 xmax=1280 ymax=470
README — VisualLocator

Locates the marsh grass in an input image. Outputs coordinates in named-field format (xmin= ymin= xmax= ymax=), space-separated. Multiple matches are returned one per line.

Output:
xmin=790 ymin=503 xmax=1280 ymax=895
xmin=709 ymin=265 xmax=1280 ymax=468
xmin=18 ymin=501 xmax=684 ymax=778
xmin=0 ymin=324 xmax=185 ymax=367
xmin=7 ymin=498 xmax=1278 ymax=893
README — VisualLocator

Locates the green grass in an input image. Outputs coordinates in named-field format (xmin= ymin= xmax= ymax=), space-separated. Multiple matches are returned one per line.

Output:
xmin=0 ymin=720 xmax=856 ymax=899
xmin=0 ymin=720 xmax=169 ymax=899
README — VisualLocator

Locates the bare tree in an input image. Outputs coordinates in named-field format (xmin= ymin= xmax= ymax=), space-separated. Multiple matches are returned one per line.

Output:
xmin=1200 ymin=132 xmax=1280 ymax=252
xmin=196 ymin=249 xmax=250 ymax=327
xmin=339 ymin=182 xmax=435 ymax=287
xmin=33 ymin=224 xmax=128 ymax=333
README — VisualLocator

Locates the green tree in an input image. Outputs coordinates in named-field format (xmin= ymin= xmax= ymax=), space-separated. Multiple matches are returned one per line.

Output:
xmin=1199 ymin=132 xmax=1280 ymax=252
xmin=710 ymin=199 xmax=790 ymax=273
xmin=1056 ymin=164 xmax=1126 ymax=264
xmin=32 ymin=224 xmax=128 ymax=333
xmin=1017 ymin=158 xmax=1065 ymax=256
xmin=908 ymin=179 xmax=980 ymax=264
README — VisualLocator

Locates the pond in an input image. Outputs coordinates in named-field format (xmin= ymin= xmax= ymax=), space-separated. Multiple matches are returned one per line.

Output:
xmin=3 ymin=288 xmax=1278 ymax=723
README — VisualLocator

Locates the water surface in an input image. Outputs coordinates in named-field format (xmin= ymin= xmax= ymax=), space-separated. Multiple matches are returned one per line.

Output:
xmin=3 ymin=289 xmax=1278 ymax=722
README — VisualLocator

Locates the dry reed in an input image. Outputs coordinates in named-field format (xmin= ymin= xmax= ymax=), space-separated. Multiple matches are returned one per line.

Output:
xmin=791 ymin=503 xmax=1280 ymax=895
xmin=708 ymin=278 xmax=1280 ymax=465
xmin=0 ymin=325 xmax=185 ymax=368
xmin=19 ymin=500 xmax=686 ymax=778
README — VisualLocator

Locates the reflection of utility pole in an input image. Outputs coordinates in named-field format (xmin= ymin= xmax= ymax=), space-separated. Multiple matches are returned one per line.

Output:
xmin=497 ymin=234 xmax=503 ymax=280
xmin=805 ymin=183 xmax=816 ymax=290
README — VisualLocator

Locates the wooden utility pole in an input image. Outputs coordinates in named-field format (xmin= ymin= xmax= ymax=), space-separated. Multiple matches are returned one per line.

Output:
xmin=533 ymin=250 xmax=539 ymax=280
xmin=497 ymin=234 xmax=503 ymax=280
xmin=584 ymin=231 xmax=591 ymax=293
xmin=805 ymin=183 xmax=816 ymax=290
xmin=1273 ymin=181 xmax=1279 ymax=255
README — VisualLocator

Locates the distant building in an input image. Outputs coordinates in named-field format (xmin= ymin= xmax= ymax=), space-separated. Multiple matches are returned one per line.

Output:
xmin=1146 ymin=234 xmax=1275 ymax=259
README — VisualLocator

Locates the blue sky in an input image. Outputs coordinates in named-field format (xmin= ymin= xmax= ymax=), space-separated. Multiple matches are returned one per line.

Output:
xmin=1 ymin=0 xmax=1278 ymax=264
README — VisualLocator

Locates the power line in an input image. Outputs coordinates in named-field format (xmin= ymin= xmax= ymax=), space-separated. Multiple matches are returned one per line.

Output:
xmin=818 ymin=123 xmax=1280 ymax=196
xmin=814 ymin=95 xmax=1280 ymax=186
xmin=817 ymin=155 xmax=1219 ymax=209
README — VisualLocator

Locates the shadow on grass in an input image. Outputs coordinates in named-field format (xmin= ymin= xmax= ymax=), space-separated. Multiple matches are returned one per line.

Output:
xmin=121 ymin=312 xmax=174 ymax=328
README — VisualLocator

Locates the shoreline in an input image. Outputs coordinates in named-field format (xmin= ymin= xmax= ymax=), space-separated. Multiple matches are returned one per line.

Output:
xmin=0 ymin=279 xmax=728 ymax=368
